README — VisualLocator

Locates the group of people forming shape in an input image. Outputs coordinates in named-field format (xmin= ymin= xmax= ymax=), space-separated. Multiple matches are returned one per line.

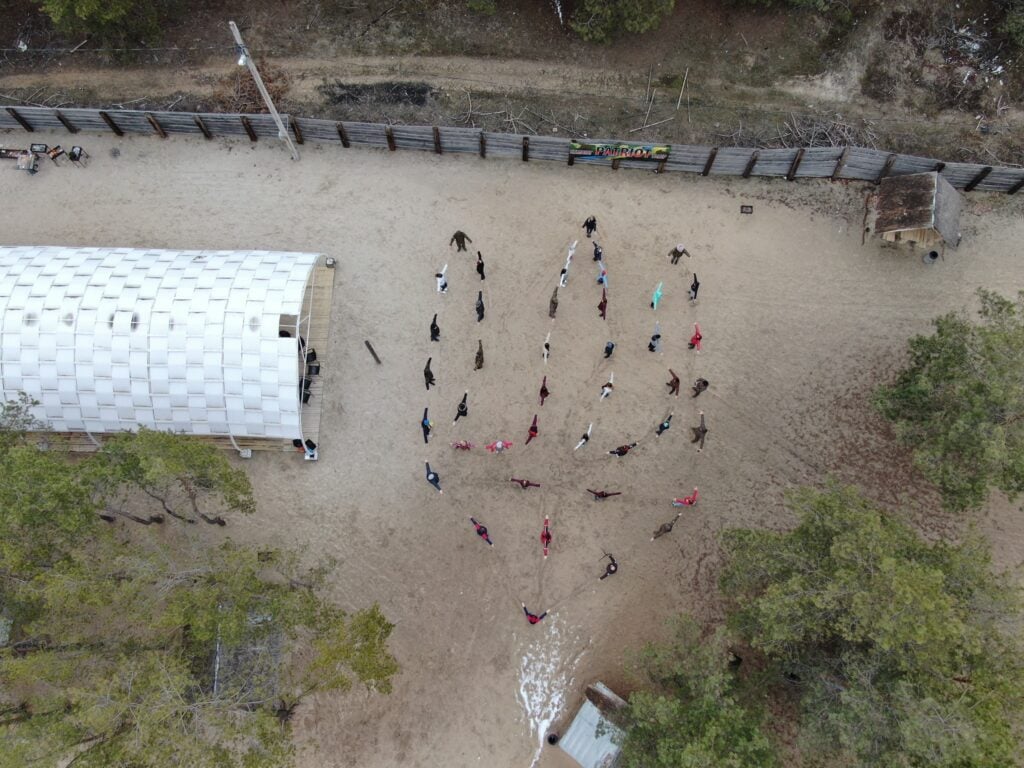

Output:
xmin=420 ymin=220 xmax=712 ymax=624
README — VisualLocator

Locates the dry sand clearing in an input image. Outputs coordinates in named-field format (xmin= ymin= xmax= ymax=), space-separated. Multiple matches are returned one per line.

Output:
xmin=2 ymin=132 xmax=1023 ymax=768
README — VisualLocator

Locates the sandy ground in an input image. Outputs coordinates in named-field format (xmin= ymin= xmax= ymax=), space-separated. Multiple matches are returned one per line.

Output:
xmin=2 ymin=131 xmax=1023 ymax=767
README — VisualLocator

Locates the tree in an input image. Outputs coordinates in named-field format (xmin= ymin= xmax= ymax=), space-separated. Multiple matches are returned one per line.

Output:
xmin=571 ymin=0 xmax=676 ymax=43
xmin=615 ymin=617 xmax=778 ymax=767
xmin=874 ymin=289 xmax=1024 ymax=512
xmin=720 ymin=484 xmax=1024 ymax=767
xmin=0 ymin=537 xmax=397 ymax=768
xmin=36 ymin=0 xmax=165 ymax=46
xmin=92 ymin=428 xmax=257 ymax=525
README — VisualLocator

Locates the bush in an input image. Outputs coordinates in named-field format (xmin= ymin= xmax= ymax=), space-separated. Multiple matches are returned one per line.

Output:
xmin=571 ymin=0 xmax=676 ymax=44
xmin=37 ymin=0 xmax=167 ymax=46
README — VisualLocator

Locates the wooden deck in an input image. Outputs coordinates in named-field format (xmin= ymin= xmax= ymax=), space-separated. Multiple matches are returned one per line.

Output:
xmin=298 ymin=261 xmax=335 ymax=450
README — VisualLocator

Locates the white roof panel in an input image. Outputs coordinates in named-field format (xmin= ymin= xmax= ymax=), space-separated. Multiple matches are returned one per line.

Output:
xmin=0 ymin=246 xmax=320 ymax=440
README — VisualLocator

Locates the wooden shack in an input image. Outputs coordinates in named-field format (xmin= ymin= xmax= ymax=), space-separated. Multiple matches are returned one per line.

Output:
xmin=874 ymin=171 xmax=962 ymax=248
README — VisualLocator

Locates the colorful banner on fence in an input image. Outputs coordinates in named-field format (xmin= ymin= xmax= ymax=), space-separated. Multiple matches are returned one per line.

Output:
xmin=570 ymin=141 xmax=670 ymax=161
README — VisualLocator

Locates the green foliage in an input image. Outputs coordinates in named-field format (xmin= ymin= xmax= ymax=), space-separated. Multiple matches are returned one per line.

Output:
xmin=616 ymin=617 xmax=778 ymax=767
xmin=571 ymin=0 xmax=676 ymax=44
xmin=36 ymin=0 xmax=165 ymax=46
xmin=466 ymin=0 xmax=497 ymax=14
xmin=874 ymin=289 xmax=1024 ymax=511
xmin=95 ymin=428 xmax=257 ymax=524
xmin=1001 ymin=1 xmax=1024 ymax=50
xmin=0 ymin=537 xmax=398 ymax=768
xmin=720 ymin=483 xmax=1024 ymax=767
xmin=0 ymin=393 xmax=43 ymax=458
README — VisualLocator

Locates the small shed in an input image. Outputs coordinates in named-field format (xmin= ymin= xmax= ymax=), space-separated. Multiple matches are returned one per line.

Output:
xmin=558 ymin=682 xmax=627 ymax=768
xmin=874 ymin=171 xmax=962 ymax=248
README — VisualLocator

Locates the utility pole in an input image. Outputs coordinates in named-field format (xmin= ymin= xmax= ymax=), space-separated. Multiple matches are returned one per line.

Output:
xmin=228 ymin=20 xmax=299 ymax=161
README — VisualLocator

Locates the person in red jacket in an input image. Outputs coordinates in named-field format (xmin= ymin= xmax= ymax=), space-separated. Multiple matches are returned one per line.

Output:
xmin=688 ymin=323 xmax=703 ymax=352
xmin=526 ymin=414 xmax=539 ymax=445
xmin=522 ymin=603 xmax=548 ymax=624
xmin=470 ymin=517 xmax=493 ymax=546
xmin=672 ymin=487 xmax=699 ymax=507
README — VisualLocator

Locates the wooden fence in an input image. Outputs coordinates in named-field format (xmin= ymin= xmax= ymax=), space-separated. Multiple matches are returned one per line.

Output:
xmin=3 ymin=105 xmax=1023 ymax=194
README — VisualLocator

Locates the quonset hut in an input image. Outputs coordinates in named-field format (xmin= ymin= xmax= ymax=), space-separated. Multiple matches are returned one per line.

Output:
xmin=0 ymin=246 xmax=331 ymax=453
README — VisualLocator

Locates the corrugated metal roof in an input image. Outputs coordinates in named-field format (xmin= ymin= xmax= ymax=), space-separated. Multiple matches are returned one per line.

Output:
xmin=0 ymin=246 xmax=321 ymax=440
xmin=559 ymin=700 xmax=623 ymax=768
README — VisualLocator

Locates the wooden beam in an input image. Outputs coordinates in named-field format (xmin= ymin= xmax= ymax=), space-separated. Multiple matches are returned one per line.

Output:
xmin=831 ymin=147 xmax=849 ymax=180
xmin=385 ymin=125 xmax=396 ymax=151
xmin=742 ymin=150 xmax=759 ymax=178
xmin=54 ymin=110 xmax=78 ymax=134
xmin=289 ymin=116 xmax=304 ymax=145
xmin=194 ymin=114 xmax=212 ymax=139
xmin=1007 ymin=177 xmax=1024 ymax=196
xmin=479 ymin=132 xmax=486 ymax=158
xmin=336 ymin=122 xmax=350 ymax=148
xmin=5 ymin=107 xmax=33 ymax=132
xmin=786 ymin=148 xmax=805 ymax=181
xmin=963 ymin=166 xmax=992 ymax=192
xmin=875 ymin=153 xmax=898 ymax=184
xmin=611 ymin=157 xmax=621 ymax=171
xmin=98 ymin=110 xmax=124 ymax=136
xmin=522 ymin=136 xmax=529 ymax=162
xmin=701 ymin=147 xmax=718 ymax=177
xmin=432 ymin=126 xmax=442 ymax=154
xmin=145 ymin=112 xmax=166 ymax=138
xmin=240 ymin=115 xmax=258 ymax=142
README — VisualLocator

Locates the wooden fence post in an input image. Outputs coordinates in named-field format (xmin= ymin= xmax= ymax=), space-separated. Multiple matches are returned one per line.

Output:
xmin=194 ymin=115 xmax=212 ymax=139
xmin=5 ymin=107 xmax=34 ymax=132
xmin=963 ymin=166 xmax=992 ymax=192
xmin=786 ymin=148 xmax=805 ymax=181
xmin=385 ymin=125 xmax=396 ymax=151
xmin=701 ymin=147 xmax=718 ymax=176
xmin=54 ymin=110 xmax=78 ymax=134
xmin=239 ymin=116 xmax=258 ymax=142
xmin=1008 ymin=177 xmax=1024 ymax=195
xmin=336 ymin=122 xmax=350 ymax=148
xmin=433 ymin=126 xmax=442 ymax=154
xmin=831 ymin=147 xmax=849 ymax=180
xmin=568 ymin=152 xmax=575 ymax=166
xmin=875 ymin=153 xmax=897 ymax=184
xmin=145 ymin=113 xmax=167 ymax=138
xmin=98 ymin=111 xmax=124 ymax=136
xmin=611 ymin=158 xmax=621 ymax=171
xmin=479 ymin=132 xmax=486 ymax=158
xmin=290 ymin=116 xmax=304 ymax=145
xmin=742 ymin=150 xmax=759 ymax=178
xmin=522 ymin=136 xmax=529 ymax=162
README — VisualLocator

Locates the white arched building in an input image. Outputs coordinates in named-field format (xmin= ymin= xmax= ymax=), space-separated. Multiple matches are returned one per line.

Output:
xmin=0 ymin=246 xmax=330 ymax=452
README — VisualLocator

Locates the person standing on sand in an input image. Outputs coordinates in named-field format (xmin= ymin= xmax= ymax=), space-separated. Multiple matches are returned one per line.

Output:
xmin=669 ymin=243 xmax=691 ymax=265
xmin=592 ymin=242 xmax=603 ymax=262
xmin=608 ymin=442 xmax=637 ymax=457
xmin=688 ymin=323 xmax=702 ymax=352
xmin=692 ymin=378 xmax=709 ymax=397
xmin=648 ymin=322 xmax=662 ymax=353
xmin=651 ymin=281 xmax=664 ymax=310
xmin=691 ymin=412 xmax=708 ymax=451
xmin=598 ymin=288 xmax=608 ymax=320
xmin=574 ymin=423 xmax=593 ymax=451
xmin=672 ymin=487 xmax=699 ymax=507
xmin=450 ymin=230 xmax=472 ymax=252
xmin=486 ymin=439 xmax=511 ymax=453
xmin=424 ymin=461 xmax=443 ymax=493
xmin=667 ymin=369 xmax=681 ymax=397
xmin=475 ymin=340 xmax=484 ymax=370
xmin=652 ymin=512 xmax=683 ymax=540
xmin=600 ymin=374 xmax=614 ymax=400
xmin=656 ymin=412 xmax=673 ymax=436
xmin=476 ymin=291 xmax=485 ymax=323
xmin=421 ymin=407 xmax=432 ymax=444
xmin=549 ymin=286 xmax=559 ymax=319
xmin=689 ymin=274 xmax=700 ymax=304
xmin=583 ymin=216 xmax=597 ymax=238
xmin=522 ymin=603 xmax=548 ymax=624
xmin=539 ymin=376 xmax=550 ymax=406
xmin=542 ymin=332 xmax=551 ymax=364
xmin=424 ymin=358 xmax=436 ymax=390
xmin=587 ymin=489 xmax=622 ymax=500
xmin=599 ymin=553 xmax=618 ymax=580
xmin=430 ymin=313 xmax=440 ymax=342
xmin=476 ymin=251 xmax=486 ymax=280
xmin=470 ymin=517 xmax=493 ymax=546
xmin=510 ymin=477 xmax=541 ymax=489
xmin=526 ymin=414 xmax=540 ymax=445
xmin=604 ymin=341 xmax=615 ymax=359
xmin=435 ymin=264 xmax=449 ymax=294
xmin=453 ymin=392 xmax=469 ymax=424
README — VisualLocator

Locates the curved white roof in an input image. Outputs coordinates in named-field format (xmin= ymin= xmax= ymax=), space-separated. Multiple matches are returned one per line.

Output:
xmin=0 ymin=246 xmax=320 ymax=440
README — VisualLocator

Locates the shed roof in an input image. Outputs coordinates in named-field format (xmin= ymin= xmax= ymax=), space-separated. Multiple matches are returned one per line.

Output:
xmin=0 ymin=246 xmax=320 ymax=440
xmin=559 ymin=683 xmax=626 ymax=768
xmin=875 ymin=172 xmax=962 ymax=246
